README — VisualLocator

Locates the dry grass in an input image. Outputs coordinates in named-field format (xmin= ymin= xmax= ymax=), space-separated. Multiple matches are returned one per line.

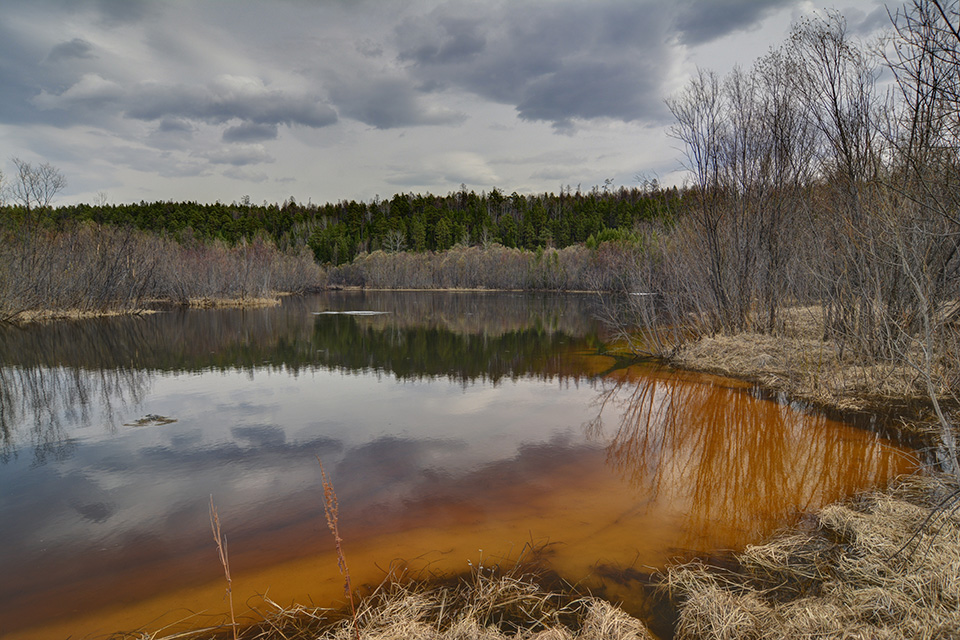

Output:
xmin=670 ymin=305 xmax=938 ymax=411
xmin=208 ymin=497 xmax=238 ymax=640
xmin=318 ymin=458 xmax=360 ymax=640
xmin=112 ymin=565 xmax=655 ymax=640
xmin=187 ymin=297 xmax=281 ymax=309
xmin=12 ymin=307 xmax=159 ymax=322
xmin=663 ymin=472 xmax=960 ymax=640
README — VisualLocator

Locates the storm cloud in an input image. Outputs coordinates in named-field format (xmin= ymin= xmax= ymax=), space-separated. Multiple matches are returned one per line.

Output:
xmin=394 ymin=1 xmax=679 ymax=128
xmin=674 ymin=0 xmax=800 ymax=45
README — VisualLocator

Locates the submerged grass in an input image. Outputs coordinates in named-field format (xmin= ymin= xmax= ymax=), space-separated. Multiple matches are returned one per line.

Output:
xmin=663 ymin=472 xmax=960 ymax=640
xmin=101 ymin=471 xmax=960 ymax=640
xmin=112 ymin=561 xmax=655 ymax=640
xmin=107 ymin=459 xmax=658 ymax=640
xmin=115 ymin=470 xmax=960 ymax=640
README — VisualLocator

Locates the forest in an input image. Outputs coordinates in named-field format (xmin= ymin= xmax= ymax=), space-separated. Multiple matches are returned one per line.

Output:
xmin=6 ymin=183 xmax=678 ymax=263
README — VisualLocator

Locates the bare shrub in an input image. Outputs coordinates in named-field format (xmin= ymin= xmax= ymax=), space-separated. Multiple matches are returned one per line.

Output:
xmin=329 ymin=243 xmax=645 ymax=292
xmin=0 ymin=224 xmax=325 ymax=322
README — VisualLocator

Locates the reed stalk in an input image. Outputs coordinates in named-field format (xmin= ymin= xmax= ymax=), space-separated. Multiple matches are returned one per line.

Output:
xmin=317 ymin=457 xmax=360 ymax=640
xmin=209 ymin=495 xmax=238 ymax=640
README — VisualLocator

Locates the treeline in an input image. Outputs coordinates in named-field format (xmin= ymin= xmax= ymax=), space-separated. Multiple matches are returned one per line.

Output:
xmin=8 ymin=185 xmax=679 ymax=265
xmin=0 ymin=223 xmax=322 ymax=322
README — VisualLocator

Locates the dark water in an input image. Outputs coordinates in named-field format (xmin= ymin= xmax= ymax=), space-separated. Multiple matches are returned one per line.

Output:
xmin=0 ymin=292 xmax=917 ymax=639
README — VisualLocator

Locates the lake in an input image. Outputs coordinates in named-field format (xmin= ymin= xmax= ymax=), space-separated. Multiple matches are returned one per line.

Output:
xmin=0 ymin=291 xmax=918 ymax=639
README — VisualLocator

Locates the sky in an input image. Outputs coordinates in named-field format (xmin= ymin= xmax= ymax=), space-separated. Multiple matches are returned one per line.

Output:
xmin=0 ymin=0 xmax=895 ymax=206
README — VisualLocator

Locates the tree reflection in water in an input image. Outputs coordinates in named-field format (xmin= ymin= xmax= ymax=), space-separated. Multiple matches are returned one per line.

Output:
xmin=585 ymin=366 xmax=918 ymax=552
xmin=0 ymin=292 xmax=601 ymax=463
xmin=0 ymin=365 xmax=150 ymax=464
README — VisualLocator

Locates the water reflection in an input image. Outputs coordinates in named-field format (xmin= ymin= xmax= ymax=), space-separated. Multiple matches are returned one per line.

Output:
xmin=0 ymin=291 xmax=599 ymax=372
xmin=0 ymin=292 xmax=602 ymax=461
xmin=0 ymin=365 xmax=149 ymax=464
xmin=585 ymin=366 xmax=917 ymax=551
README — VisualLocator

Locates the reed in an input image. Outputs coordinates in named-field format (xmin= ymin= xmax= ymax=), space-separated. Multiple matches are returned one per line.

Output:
xmin=317 ymin=457 xmax=360 ymax=640
xmin=209 ymin=496 xmax=238 ymax=640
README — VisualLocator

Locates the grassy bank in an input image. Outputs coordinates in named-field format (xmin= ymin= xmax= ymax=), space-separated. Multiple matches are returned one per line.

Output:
xmin=668 ymin=306 xmax=936 ymax=413
xmin=666 ymin=472 xmax=960 ymax=640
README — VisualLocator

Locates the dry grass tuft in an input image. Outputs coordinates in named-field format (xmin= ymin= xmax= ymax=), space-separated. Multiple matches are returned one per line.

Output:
xmin=664 ymin=472 xmax=960 ymax=639
xmin=669 ymin=305 xmax=953 ymax=412
xmin=117 ymin=563 xmax=655 ymax=640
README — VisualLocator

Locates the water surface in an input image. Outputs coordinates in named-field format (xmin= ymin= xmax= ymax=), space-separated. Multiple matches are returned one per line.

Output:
xmin=0 ymin=292 xmax=917 ymax=639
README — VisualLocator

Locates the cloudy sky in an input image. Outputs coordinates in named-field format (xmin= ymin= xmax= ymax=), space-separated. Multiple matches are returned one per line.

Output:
xmin=0 ymin=0 xmax=893 ymax=206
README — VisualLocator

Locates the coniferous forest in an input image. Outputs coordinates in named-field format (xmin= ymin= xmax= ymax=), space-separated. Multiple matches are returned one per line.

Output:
xmin=18 ymin=184 xmax=678 ymax=263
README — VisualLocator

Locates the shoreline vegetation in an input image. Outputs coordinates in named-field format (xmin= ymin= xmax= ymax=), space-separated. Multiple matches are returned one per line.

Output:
xmin=0 ymin=225 xmax=647 ymax=324
xmin=0 ymin=224 xmax=323 ymax=323
xmin=109 ymin=470 xmax=958 ymax=640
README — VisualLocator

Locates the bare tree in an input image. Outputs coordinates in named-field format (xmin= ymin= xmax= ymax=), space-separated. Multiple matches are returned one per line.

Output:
xmin=10 ymin=157 xmax=67 ymax=214
xmin=882 ymin=0 xmax=960 ymax=478
xmin=667 ymin=69 xmax=733 ymax=332
xmin=384 ymin=229 xmax=406 ymax=253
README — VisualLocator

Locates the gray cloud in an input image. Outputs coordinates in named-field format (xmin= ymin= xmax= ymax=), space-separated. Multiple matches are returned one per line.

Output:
xmin=0 ymin=0 xmax=885 ymax=203
xmin=157 ymin=118 xmax=194 ymax=134
xmin=91 ymin=0 xmax=154 ymax=24
xmin=46 ymin=38 xmax=96 ymax=62
xmin=125 ymin=77 xmax=338 ymax=128
xmin=200 ymin=145 xmax=274 ymax=166
xmin=674 ymin=0 xmax=800 ymax=46
xmin=223 ymin=122 xmax=279 ymax=142
xmin=328 ymin=75 xmax=463 ymax=129
xmin=847 ymin=4 xmax=893 ymax=35
xmin=224 ymin=167 xmax=270 ymax=182
xmin=44 ymin=0 xmax=157 ymax=25
xmin=34 ymin=74 xmax=123 ymax=112
xmin=0 ymin=22 xmax=55 ymax=124
xmin=394 ymin=1 xmax=678 ymax=129
xmin=396 ymin=12 xmax=487 ymax=65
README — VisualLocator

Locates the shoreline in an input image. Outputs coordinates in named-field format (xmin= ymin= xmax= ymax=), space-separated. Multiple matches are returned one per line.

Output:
xmin=2 ymin=295 xmax=284 ymax=324
xmin=662 ymin=305 xmax=949 ymax=443
xmin=0 ymin=287 xmax=606 ymax=325
xmin=655 ymin=329 xmax=958 ymax=638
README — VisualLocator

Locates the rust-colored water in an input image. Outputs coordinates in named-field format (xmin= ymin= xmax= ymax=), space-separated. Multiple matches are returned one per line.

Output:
xmin=0 ymin=294 xmax=919 ymax=639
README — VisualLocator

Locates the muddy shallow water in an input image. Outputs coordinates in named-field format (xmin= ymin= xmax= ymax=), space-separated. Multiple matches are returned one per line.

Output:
xmin=0 ymin=292 xmax=918 ymax=639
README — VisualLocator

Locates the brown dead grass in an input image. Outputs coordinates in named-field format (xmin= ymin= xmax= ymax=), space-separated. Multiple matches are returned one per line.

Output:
xmin=664 ymin=472 xmax=960 ymax=640
xmin=117 ymin=569 xmax=655 ymax=640
xmin=187 ymin=297 xmax=281 ymax=309
xmin=7 ymin=295 xmax=284 ymax=323
xmin=12 ymin=308 xmax=159 ymax=323
xmin=671 ymin=306 xmax=933 ymax=411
